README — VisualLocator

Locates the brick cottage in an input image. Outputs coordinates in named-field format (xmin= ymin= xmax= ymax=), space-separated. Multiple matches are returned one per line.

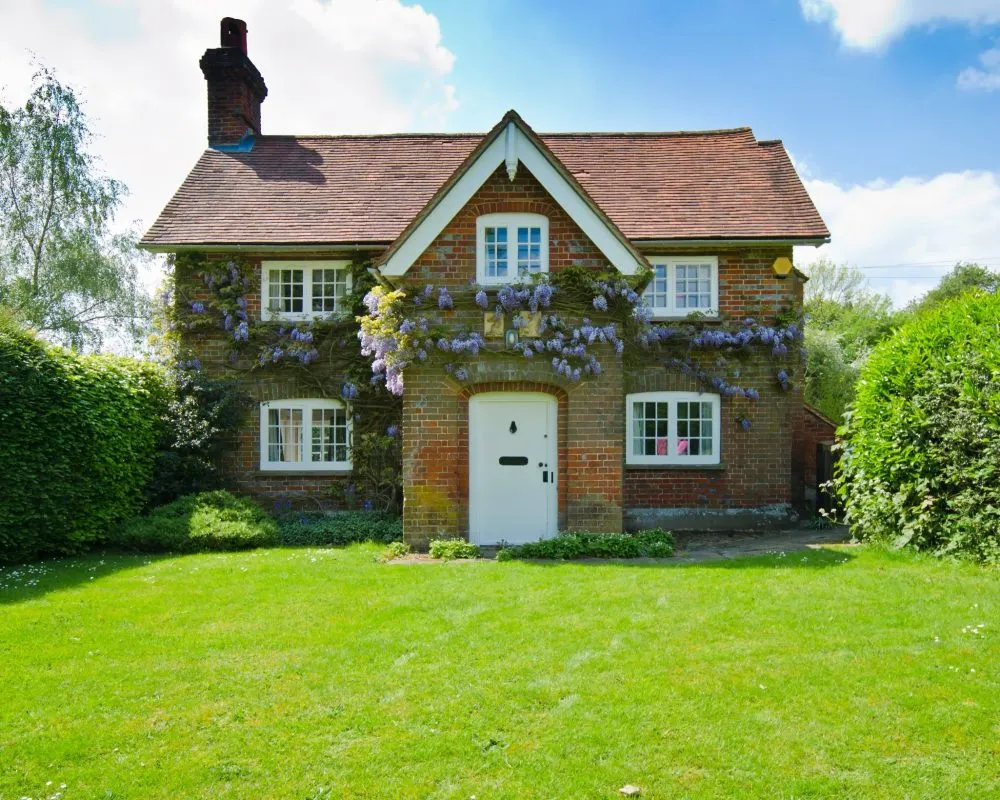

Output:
xmin=142 ymin=18 xmax=831 ymax=548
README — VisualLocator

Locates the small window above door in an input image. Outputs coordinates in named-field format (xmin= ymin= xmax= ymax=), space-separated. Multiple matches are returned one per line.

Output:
xmin=476 ymin=213 xmax=549 ymax=285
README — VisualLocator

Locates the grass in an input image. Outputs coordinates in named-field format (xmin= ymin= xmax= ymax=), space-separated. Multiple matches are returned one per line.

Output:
xmin=1 ymin=545 xmax=997 ymax=799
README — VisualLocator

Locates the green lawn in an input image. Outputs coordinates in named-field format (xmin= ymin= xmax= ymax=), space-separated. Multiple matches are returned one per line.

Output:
xmin=1 ymin=545 xmax=997 ymax=799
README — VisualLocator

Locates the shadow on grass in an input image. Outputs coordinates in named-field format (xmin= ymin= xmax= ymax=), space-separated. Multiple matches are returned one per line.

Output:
xmin=511 ymin=547 xmax=857 ymax=570
xmin=0 ymin=550 xmax=176 ymax=607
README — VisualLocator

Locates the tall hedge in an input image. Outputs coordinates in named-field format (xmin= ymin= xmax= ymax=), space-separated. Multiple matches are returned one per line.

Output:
xmin=838 ymin=290 xmax=1000 ymax=563
xmin=0 ymin=326 xmax=170 ymax=562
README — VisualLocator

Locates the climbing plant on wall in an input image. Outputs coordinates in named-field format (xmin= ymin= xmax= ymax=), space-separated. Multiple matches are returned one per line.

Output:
xmin=157 ymin=255 xmax=804 ymax=508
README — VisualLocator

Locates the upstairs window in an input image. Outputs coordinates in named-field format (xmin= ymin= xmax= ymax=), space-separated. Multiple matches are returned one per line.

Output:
xmin=260 ymin=398 xmax=351 ymax=471
xmin=642 ymin=256 xmax=718 ymax=319
xmin=626 ymin=391 xmax=721 ymax=466
xmin=261 ymin=261 xmax=351 ymax=321
xmin=476 ymin=213 xmax=548 ymax=284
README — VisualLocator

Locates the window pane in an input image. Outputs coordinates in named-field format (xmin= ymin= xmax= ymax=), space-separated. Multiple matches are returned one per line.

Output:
xmin=643 ymin=263 xmax=670 ymax=310
xmin=675 ymin=399 xmax=714 ymax=458
xmin=485 ymin=227 xmax=509 ymax=277
xmin=515 ymin=227 xmax=543 ymax=276
xmin=311 ymin=266 xmax=349 ymax=314
xmin=268 ymin=408 xmax=302 ymax=462
xmin=675 ymin=263 xmax=713 ymax=311
xmin=270 ymin=269 xmax=306 ymax=314
xmin=311 ymin=406 xmax=349 ymax=463
xmin=633 ymin=399 xmax=669 ymax=458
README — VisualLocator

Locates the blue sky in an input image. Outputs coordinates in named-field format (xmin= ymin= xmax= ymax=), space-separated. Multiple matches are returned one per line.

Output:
xmin=426 ymin=0 xmax=999 ymax=186
xmin=2 ymin=0 xmax=1000 ymax=305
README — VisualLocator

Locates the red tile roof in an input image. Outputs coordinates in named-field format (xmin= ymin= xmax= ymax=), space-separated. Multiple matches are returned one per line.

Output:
xmin=141 ymin=128 xmax=829 ymax=249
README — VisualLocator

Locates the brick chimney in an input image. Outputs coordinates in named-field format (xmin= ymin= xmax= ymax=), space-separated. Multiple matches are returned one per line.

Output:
xmin=199 ymin=18 xmax=268 ymax=147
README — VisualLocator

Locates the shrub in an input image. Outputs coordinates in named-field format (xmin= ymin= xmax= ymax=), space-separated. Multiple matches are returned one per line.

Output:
xmin=147 ymin=371 xmax=249 ymax=508
xmin=112 ymin=491 xmax=278 ymax=553
xmin=0 ymin=327 xmax=170 ymax=562
xmin=381 ymin=541 xmax=410 ymax=561
xmin=428 ymin=538 xmax=480 ymax=561
xmin=277 ymin=512 xmax=402 ymax=547
xmin=838 ymin=290 xmax=1000 ymax=564
xmin=498 ymin=529 xmax=674 ymax=561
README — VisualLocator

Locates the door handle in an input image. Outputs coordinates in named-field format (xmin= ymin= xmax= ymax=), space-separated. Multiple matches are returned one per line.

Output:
xmin=542 ymin=470 xmax=548 ymax=483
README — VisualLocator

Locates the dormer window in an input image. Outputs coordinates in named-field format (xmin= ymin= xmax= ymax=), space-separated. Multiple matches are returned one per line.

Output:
xmin=261 ymin=260 xmax=352 ymax=321
xmin=476 ymin=213 xmax=548 ymax=284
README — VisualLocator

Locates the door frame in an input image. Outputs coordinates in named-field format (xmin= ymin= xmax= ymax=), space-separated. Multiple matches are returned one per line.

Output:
xmin=468 ymin=392 xmax=558 ymax=545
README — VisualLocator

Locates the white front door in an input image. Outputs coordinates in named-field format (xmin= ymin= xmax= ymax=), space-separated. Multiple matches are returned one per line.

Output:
xmin=469 ymin=392 xmax=557 ymax=545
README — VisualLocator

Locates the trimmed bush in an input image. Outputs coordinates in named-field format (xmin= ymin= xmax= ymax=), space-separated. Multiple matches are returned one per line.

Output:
xmin=497 ymin=529 xmax=675 ymax=561
xmin=838 ymin=290 xmax=1000 ymax=563
xmin=0 ymin=327 xmax=170 ymax=562
xmin=277 ymin=512 xmax=402 ymax=547
xmin=112 ymin=491 xmax=278 ymax=553
xmin=428 ymin=538 xmax=480 ymax=561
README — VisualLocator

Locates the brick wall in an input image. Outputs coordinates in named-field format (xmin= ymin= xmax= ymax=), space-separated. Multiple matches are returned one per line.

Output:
xmin=623 ymin=359 xmax=801 ymax=511
xmin=174 ymin=164 xmax=809 ymax=538
xmin=798 ymin=404 xmax=838 ymax=492
xmin=177 ymin=256 xmax=355 ymax=511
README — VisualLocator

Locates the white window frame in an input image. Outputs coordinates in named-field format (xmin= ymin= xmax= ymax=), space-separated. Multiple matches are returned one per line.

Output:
xmin=626 ymin=391 xmax=721 ymax=466
xmin=259 ymin=398 xmax=352 ymax=471
xmin=475 ymin=213 xmax=549 ymax=285
xmin=260 ymin=260 xmax=352 ymax=321
xmin=642 ymin=256 xmax=719 ymax=319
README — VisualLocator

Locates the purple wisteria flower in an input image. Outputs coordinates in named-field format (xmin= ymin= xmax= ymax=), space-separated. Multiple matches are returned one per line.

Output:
xmin=475 ymin=290 xmax=489 ymax=309
xmin=190 ymin=301 xmax=205 ymax=314
xmin=341 ymin=382 xmax=359 ymax=400
xmin=740 ymin=417 xmax=753 ymax=432
xmin=387 ymin=424 xmax=400 ymax=437
xmin=438 ymin=288 xmax=454 ymax=309
xmin=593 ymin=295 xmax=608 ymax=312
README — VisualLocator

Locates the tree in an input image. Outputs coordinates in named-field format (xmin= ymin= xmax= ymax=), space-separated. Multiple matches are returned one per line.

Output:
xmin=906 ymin=262 xmax=1000 ymax=316
xmin=801 ymin=259 xmax=899 ymax=420
xmin=802 ymin=327 xmax=857 ymax=424
xmin=837 ymin=290 xmax=1000 ymax=564
xmin=0 ymin=66 xmax=148 ymax=350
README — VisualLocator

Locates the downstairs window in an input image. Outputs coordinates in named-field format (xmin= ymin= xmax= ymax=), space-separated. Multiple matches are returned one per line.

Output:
xmin=260 ymin=398 xmax=351 ymax=471
xmin=626 ymin=391 xmax=721 ymax=466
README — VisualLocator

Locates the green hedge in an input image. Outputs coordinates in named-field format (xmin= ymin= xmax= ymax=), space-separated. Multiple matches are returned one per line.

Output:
xmin=112 ymin=491 xmax=278 ymax=553
xmin=0 ymin=327 xmax=169 ymax=562
xmin=496 ymin=530 xmax=675 ymax=561
xmin=838 ymin=290 xmax=1000 ymax=564
xmin=277 ymin=511 xmax=402 ymax=547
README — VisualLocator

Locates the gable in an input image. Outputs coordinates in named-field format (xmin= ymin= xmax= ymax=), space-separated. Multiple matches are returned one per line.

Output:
xmin=405 ymin=162 xmax=614 ymax=286
xmin=378 ymin=113 xmax=648 ymax=278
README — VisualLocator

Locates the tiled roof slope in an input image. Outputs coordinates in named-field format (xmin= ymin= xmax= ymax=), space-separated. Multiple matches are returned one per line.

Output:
xmin=141 ymin=128 xmax=829 ymax=248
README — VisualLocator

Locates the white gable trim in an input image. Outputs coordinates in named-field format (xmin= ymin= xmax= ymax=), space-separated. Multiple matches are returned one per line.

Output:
xmin=381 ymin=121 xmax=645 ymax=277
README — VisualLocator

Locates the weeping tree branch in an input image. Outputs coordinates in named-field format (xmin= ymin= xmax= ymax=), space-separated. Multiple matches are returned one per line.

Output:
xmin=0 ymin=64 xmax=150 ymax=351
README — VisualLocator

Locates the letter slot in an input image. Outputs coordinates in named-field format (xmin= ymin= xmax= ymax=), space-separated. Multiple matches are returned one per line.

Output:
xmin=498 ymin=456 xmax=529 ymax=466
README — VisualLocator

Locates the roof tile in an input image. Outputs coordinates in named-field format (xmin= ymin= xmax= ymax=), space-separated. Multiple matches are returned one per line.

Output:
xmin=141 ymin=129 xmax=829 ymax=247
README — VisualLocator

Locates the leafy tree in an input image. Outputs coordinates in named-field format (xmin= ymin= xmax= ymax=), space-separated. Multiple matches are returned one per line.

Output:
xmin=905 ymin=262 xmax=1000 ymax=316
xmin=0 ymin=66 xmax=148 ymax=350
xmin=837 ymin=290 xmax=1000 ymax=564
xmin=804 ymin=259 xmax=897 ymax=360
xmin=802 ymin=259 xmax=899 ymax=420
xmin=802 ymin=327 xmax=857 ymax=423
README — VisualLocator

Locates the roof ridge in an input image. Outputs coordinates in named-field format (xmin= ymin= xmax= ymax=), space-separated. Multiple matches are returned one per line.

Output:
xmin=254 ymin=127 xmax=756 ymax=141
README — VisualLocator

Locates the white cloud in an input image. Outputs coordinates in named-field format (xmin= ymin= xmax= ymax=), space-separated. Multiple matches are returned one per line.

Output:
xmin=794 ymin=169 xmax=1000 ymax=306
xmin=0 ymin=0 xmax=459 ymax=259
xmin=800 ymin=0 xmax=1000 ymax=49
xmin=958 ymin=43 xmax=1000 ymax=89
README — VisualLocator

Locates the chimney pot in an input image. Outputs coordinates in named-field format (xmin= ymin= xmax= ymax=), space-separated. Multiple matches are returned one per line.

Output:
xmin=220 ymin=17 xmax=248 ymax=55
